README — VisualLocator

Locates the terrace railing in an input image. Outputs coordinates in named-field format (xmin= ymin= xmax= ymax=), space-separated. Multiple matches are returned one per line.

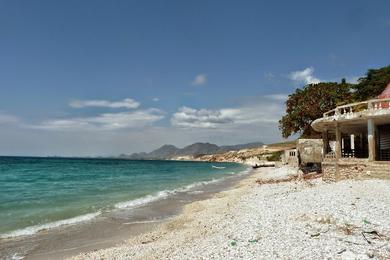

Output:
xmin=323 ymin=97 xmax=390 ymax=118
xmin=324 ymin=151 xmax=336 ymax=160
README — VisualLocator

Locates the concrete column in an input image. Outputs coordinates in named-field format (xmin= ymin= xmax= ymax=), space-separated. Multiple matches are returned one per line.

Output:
xmin=350 ymin=134 xmax=355 ymax=150
xmin=368 ymin=118 xmax=376 ymax=161
xmin=322 ymin=130 xmax=328 ymax=159
xmin=335 ymin=124 xmax=342 ymax=159
xmin=351 ymin=134 xmax=355 ymax=157
xmin=335 ymin=124 xmax=341 ymax=181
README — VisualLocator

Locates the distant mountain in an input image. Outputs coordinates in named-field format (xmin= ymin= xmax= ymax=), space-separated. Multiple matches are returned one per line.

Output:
xmin=220 ymin=142 xmax=265 ymax=151
xmin=125 ymin=145 xmax=179 ymax=160
xmin=180 ymin=142 xmax=221 ymax=156
xmin=120 ymin=141 xmax=264 ymax=160
xmin=147 ymin=145 xmax=181 ymax=159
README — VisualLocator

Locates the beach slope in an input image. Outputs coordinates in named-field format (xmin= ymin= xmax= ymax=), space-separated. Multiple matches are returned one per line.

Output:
xmin=72 ymin=167 xmax=390 ymax=259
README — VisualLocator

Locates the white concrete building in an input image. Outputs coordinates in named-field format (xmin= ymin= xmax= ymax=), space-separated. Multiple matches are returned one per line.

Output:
xmin=311 ymin=83 xmax=390 ymax=180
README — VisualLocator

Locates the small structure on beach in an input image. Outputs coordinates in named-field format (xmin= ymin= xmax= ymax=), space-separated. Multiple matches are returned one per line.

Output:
xmin=311 ymin=82 xmax=390 ymax=180
xmin=281 ymin=148 xmax=298 ymax=166
xmin=281 ymin=140 xmax=322 ymax=168
xmin=296 ymin=139 xmax=323 ymax=165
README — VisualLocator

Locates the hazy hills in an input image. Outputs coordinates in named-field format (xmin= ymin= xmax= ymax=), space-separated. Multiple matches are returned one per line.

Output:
xmin=120 ymin=142 xmax=264 ymax=160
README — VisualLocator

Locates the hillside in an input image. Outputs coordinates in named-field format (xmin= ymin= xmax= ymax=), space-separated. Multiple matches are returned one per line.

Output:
xmin=120 ymin=142 xmax=265 ymax=160
xmin=194 ymin=141 xmax=297 ymax=164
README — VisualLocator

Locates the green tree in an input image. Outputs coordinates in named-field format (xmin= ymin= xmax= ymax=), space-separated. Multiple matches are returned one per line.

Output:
xmin=353 ymin=65 xmax=390 ymax=101
xmin=279 ymin=81 xmax=353 ymax=138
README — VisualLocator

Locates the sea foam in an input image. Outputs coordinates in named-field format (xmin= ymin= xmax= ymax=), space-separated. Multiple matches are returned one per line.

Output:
xmin=0 ymin=211 xmax=101 ymax=239
xmin=114 ymin=178 xmax=220 ymax=209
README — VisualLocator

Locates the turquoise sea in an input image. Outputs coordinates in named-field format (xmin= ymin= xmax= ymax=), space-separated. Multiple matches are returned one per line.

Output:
xmin=0 ymin=157 xmax=246 ymax=238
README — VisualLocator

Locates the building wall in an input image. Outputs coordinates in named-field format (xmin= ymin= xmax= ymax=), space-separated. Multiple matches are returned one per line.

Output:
xmin=297 ymin=139 xmax=323 ymax=164
xmin=322 ymin=160 xmax=368 ymax=181
xmin=282 ymin=149 xmax=298 ymax=166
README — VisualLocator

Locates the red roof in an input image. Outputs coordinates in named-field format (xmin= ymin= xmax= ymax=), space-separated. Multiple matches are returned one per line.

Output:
xmin=378 ymin=82 xmax=390 ymax=99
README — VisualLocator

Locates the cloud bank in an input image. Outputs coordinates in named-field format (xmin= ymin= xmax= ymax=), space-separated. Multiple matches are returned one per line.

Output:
xmin=0 ymin=94 xmax=288 ymax=156
xmin=0 ymin=112 xmax=20 ymax=124
xmin=33 ymin=109 xmax=164 ymax=131
xmin=171 ymin=98 xmax=284 ymax=129
xmin=24 ymin=98 xmax=164 ymax=131
xmin=69 ymin=98 xmax=140 ymax=109
xmin=171 ymin=107 xmax=234 ymax=128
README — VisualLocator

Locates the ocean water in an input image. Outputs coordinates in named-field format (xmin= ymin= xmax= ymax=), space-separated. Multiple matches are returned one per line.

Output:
xmin=0 ymin=157 xmax=246 ymax=238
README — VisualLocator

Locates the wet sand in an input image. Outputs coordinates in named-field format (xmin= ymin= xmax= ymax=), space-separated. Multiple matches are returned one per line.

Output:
xmin=0 ymin=168 xmax=251 ymax=260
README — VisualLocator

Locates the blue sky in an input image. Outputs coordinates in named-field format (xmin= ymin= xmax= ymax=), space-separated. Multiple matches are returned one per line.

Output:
xmin=0 ymin=0 xmax=389 ymax=156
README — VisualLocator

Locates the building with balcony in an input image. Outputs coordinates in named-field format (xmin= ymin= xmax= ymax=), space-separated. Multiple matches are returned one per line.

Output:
xmin=311 ymin=83 xmax=390 ymax=180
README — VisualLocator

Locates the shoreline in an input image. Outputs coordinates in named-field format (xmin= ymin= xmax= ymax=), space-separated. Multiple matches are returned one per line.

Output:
xmin=1 ymin=164 xmax=250 ymax=240
xmin=0 ymin=163 xmax=251 ymax=260
xmin=66 ymin=166 xmax=285 ymax=259
xmin=72 ymin=166 xmax=390 ymax=259
xmin=3 ymin=164 xmax=390 ymax=259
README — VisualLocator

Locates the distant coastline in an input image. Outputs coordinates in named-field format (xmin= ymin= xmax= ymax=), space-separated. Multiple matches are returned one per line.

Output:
xmin=118 ymin=142 xmax=265 ymax=160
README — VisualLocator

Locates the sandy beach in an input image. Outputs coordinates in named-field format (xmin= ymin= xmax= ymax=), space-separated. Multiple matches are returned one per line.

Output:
xmin=71 ymin=166 xmax=390 ymax=259
xmin=2 ymin=2 xmax=390 ymax=259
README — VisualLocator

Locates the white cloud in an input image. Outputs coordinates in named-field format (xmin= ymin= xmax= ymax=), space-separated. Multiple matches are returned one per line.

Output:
xmin=171 ymin=99 xmax=283 ymax=129
xmin=69 ymin=98 xmax=140 ymax=109
xmin=191 ymin=74 xmax=207 ymax=86
xmin=32 ymin=109 xmax=164 ymax=131
xmin=152 ymin=97 xmax=160 ymax=102
xmin=0 ymin=113 xmax=20 ymax=124
xmin=171 ymin=107 xmax=234 ymax=128
xmin=289 ymin=67 xmax=321 ymax=85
